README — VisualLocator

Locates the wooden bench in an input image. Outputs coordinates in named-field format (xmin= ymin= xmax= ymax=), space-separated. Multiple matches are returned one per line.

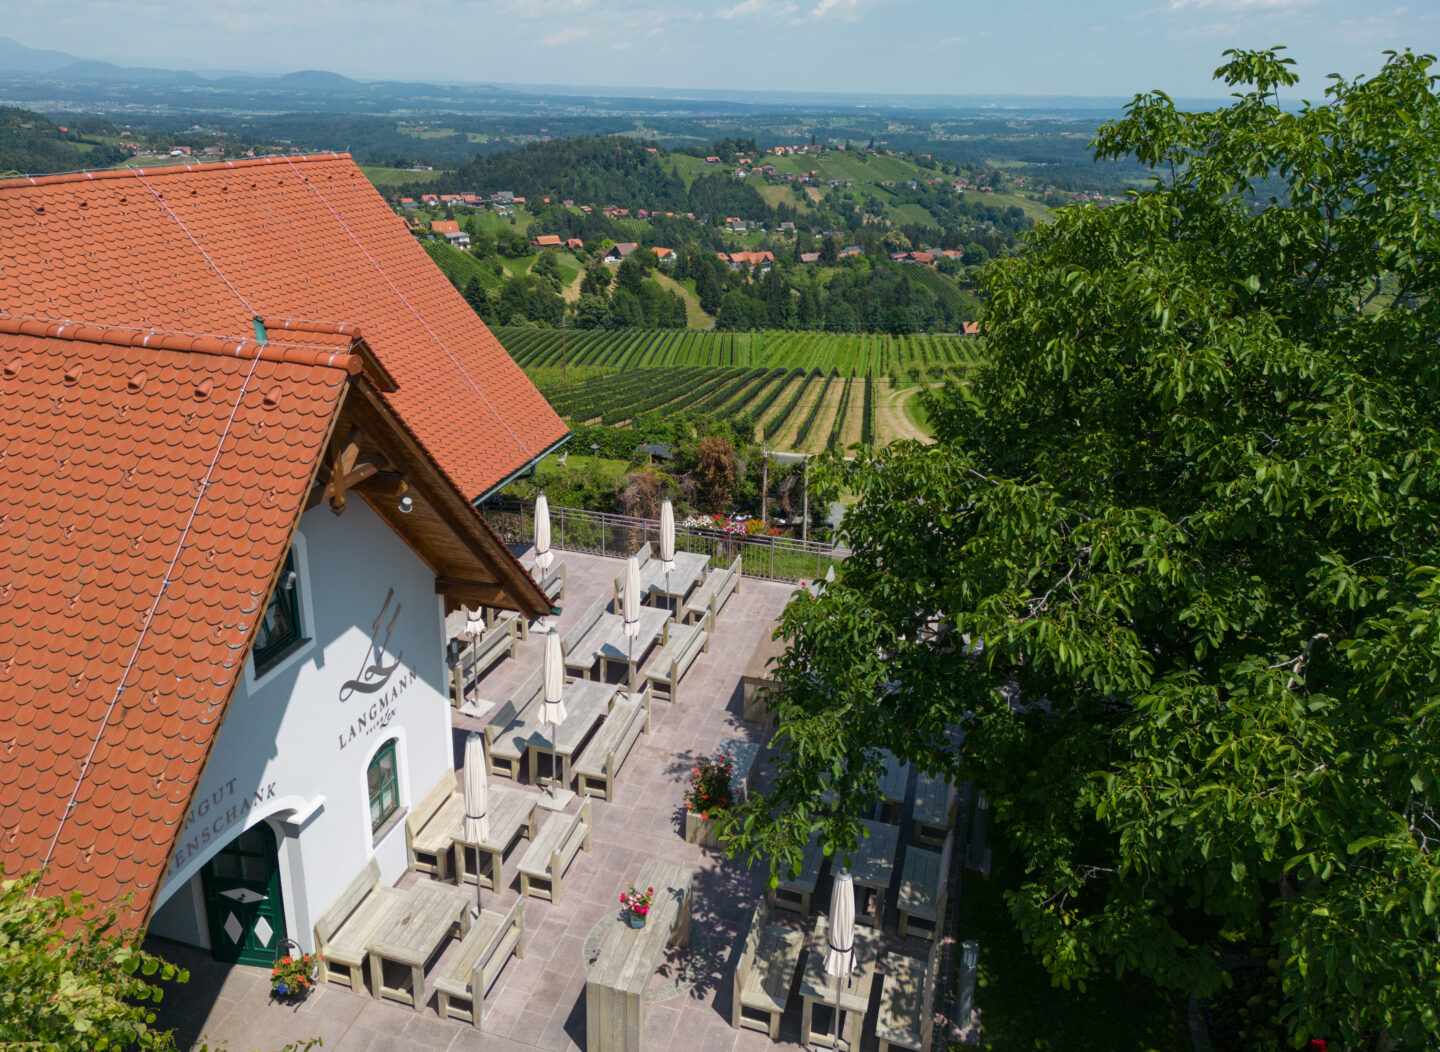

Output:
xmin=683 ymin=555 xmax=741 ymax=625
xmin=644 ymin=611 xmax=711 ymax=705
xmin=484 ymin=668 xmax=544 ymax=779
xmin=731 ymin=896 xmax=805 ymax=1039
xmin=716 ymin=737 xmax=762 ymax=804
xmin=405 ymin=772 xmax=459 ymax=879
xmin=449 ymin=619 xmax=518 ymax=706
xmin=770 ymin=828 xmax=826 ymax=915
xmin=897 ymin=829 xmax=953 ymax=941
xmin=517 ymin=797 xmax=593 ymax=903
xmin=313 ymin=858 xmax=405 ymax=991
xmin=611 ymin=541 xmax=653 ymax=608
xmin=876 ymin=942 xmax=939 ymax=1052
xmin=572 ymin=687 xmax=651 ymax=802
xmin=490 ymin=609 xmax=529 ymax=643
xmin=561 ymin=595 xmax=616 ymax=681
xmin=434 ymin=897 xmax=527 ymax=1029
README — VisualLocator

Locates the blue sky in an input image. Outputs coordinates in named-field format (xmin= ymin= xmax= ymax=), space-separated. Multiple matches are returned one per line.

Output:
xmin=11 ymin=0 xmax=1438 ymax=99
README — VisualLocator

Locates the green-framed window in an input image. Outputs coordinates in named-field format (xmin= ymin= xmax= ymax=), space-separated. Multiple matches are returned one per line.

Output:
xmin=253 ymin=552 xmax=302 ymax=674
xmin=367 ymin=741 xmax=400 ymax=833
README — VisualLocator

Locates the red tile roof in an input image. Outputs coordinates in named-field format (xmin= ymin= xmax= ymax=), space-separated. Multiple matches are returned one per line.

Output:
xmin=530 ymin=234 xmax=562 ymax=247
xmin=3 ymin=156 xmax=563 ymax=499
xmin=430 ymin=219 xmax=461 ymax=234
xmin=0 ymin=317 xmax=358 ymax=925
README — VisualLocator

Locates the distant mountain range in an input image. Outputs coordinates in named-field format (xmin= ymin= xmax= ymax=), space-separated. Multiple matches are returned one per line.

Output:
xmin=0 ymin=35 xmax=1229 ymax=116
xmin=0 ymin=37 xmax=372 ymax=90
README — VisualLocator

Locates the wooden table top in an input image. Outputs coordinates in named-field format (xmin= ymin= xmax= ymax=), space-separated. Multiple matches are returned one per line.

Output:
xmin=596 ymin=606 xmax=669 ymax=665
xmin=799 ymin=913 xmax=880 ymax=1010
xmin=588 ymin=859 xmax=692 ymax=997
xmin=848 ymin=819 xmax=899 ymax=889
xmin=779 ymin=828 xmax=827 ymax=894
xmin=876 ymin=751 xmax=912 ymax=806
xmin=639 ymin=551 xmax=710 ymax=599
xmin=370 ymin=881 xmax=468 ymax=967
xmin=449 ymin=784 xmax=539 ymax=851
xmin=528 ymin=678 xmax=617 ymax=757
xmin=912 ymin=770 xmax=955 ymax=826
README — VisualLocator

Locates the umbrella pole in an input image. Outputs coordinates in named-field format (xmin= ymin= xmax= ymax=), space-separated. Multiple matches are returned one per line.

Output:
xmin=544 ymin=719 xmax=555 ymax=804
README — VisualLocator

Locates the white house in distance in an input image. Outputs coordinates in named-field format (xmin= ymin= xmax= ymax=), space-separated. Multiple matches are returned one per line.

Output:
xmin=0 ymin=154 xmax=568 ymax=966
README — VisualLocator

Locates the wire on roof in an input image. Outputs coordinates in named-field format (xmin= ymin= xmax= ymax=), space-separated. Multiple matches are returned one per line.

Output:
xmin=279 ymin=155 xmax=538 ymax=466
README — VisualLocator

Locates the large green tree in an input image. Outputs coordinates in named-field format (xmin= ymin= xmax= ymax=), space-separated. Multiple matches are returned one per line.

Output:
xmin=728 ymin=49 xmax=1440 ymax=1048
xmin=0 ymin=869 xmax=185 ymax=1050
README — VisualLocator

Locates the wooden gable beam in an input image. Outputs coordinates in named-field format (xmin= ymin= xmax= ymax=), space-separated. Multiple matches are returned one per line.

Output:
xmin=435 ymin=577 xmax=510 ymax=608
xmin=339 ymin=382 xmax=552 ymax=620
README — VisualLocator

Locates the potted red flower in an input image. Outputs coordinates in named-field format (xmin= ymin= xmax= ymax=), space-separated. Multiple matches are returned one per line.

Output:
xmin=683 ymin=752 xmax=735 ymax=848
xmin=270 ymin=943 xmax=321 ymax=1001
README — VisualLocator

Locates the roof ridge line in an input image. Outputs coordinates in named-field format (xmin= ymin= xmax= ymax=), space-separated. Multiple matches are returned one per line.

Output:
xmin=0 ymin=153 xmax=354 ymax=191
xmin=0 ymin=316 xmax=362 ymax=375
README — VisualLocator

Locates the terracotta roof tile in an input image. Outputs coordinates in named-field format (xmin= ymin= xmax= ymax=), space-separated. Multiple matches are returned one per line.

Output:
xmin=0 ymin=319 xmax=354 ymax=927
xmin=0 ymin=154 xmax=567 ymax=499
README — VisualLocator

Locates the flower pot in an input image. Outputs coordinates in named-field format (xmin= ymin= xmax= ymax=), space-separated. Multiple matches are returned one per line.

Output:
xmin=684 ymin=811 xmax=720 ymax=848
xmin=627 ymin=910 xmax=646 ymax=929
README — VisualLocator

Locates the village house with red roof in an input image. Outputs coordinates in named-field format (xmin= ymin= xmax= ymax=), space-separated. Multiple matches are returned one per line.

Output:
xmin=0 ymin=154 xmax=567 ymax=962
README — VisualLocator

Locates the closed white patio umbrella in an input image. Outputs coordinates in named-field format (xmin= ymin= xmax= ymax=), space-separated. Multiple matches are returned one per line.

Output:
xmin=464 ymin=605 xmax=486 ymax=638
xmin=462 ymin=731 xmax=488 ymax=915
xmin=534 ymin=493 xmax=553 ymax=573
xmin=824 ymin=868 xmax=856 ymax=1049
xmin=623 ymin=554 xmax=641 ymax=685
xmin=659 ymin=499 xmax=676 ymax=611
xmin=539 ymin=628 xmax=567 ymax=806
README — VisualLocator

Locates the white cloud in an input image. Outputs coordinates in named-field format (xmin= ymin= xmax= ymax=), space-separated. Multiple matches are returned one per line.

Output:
xmin=538 ymin=25 xmax=589 ymax=45
xmin=611 ymin=40 xmax=634 ymax=50
xmin=715 ymin=0 xmax=797 ymax=19
xmin=1169 ymin=0 xmax=1320 ymax=10
xmin=808 ymin=0 xmax=868 ymax=18
xmin=716 ymin=0 xmax=765 ymax=16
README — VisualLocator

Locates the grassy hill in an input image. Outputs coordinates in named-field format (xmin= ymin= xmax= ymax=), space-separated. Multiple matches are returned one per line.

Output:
xmin=361 ymin=166 xmax=445 ymax=186
xmin=421 ymin=240 xmax=503 ymax=290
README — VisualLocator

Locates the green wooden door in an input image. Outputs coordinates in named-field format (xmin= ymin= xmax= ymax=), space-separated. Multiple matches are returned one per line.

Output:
xmin=200 ymin=823 xmax=287 ymax=967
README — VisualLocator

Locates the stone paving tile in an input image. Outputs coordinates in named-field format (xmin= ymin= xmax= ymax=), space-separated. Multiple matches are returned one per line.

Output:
xmin=148 ymin=549 xmax=920 ymax=1051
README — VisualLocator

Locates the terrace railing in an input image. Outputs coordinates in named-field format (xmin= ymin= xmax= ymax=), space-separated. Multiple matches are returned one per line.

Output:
xmin=480 ymin=500 xmax=850 ymax=585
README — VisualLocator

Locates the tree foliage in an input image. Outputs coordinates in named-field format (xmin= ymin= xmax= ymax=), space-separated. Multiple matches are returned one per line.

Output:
xmin=0 ymin=869 xmax=186 ymax=1050
xmin=727 ymin=49 xmax=1440 ymax=1048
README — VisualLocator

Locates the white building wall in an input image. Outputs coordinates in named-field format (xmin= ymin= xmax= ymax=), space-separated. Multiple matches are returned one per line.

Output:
xmin=148 ymin=498 xmax=453 ymax=952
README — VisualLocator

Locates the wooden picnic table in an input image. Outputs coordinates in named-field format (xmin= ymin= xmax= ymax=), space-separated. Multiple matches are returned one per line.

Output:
xmin=849 ymin=819 xmax=900 ymax=928
xmin=638 ymin=550 xmax=710 ymax=612
xmin=596 ymin=606 xmax=670 ymax=689
xmin=771 ymin=827 xmax=827 ymax=915
xmin=526 ymin=678 xmax=619 ymax=787
xmin=911 ymin=770 xmax=957 ymax=848
xmin=875 ymin=751 xmax=913 ymax=824
xmin=367 ymin=879 xmax=472 ymax=1010
xmin=799 ymin=912 xmax=881 ymax=1050
xmin=585 ymin=859 xmax=693 ymax=1052
xmin=450 ymin=784 xmax=541 ymax=890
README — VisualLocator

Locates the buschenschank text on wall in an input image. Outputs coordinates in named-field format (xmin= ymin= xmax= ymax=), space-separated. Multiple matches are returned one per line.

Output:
xmin=169 ymin=778 xmax=279 ymax=874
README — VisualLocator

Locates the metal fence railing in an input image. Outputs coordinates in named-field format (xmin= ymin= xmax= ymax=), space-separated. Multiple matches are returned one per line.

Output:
xmin=481 ymin=501 xmax=850 ymax=585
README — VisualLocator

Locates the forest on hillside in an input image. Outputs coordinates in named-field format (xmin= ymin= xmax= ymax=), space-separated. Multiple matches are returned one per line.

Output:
xmin=0 ymin=106 xmax=128 ymax=175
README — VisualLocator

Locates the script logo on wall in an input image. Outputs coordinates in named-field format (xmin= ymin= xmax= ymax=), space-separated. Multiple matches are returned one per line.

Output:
xmin=339 ymin=588 xmax=403 ymax=702
xmin=337 ymin=587 xmax=417 ymax=750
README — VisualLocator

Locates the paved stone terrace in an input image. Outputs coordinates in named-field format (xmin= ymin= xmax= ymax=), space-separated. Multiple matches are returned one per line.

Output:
xmin=148 ymin=550 xmax=951 ymax=1052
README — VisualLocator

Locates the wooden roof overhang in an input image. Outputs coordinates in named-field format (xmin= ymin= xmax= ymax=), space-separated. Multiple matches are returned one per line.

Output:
xmin=304 ymin=367 xmax=552 ymax=620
